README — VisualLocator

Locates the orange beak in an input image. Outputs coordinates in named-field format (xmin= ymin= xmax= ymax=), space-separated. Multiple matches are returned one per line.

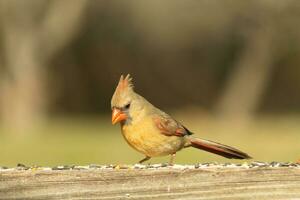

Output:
xmin=112 ymin=108 xmax=127 ymax=125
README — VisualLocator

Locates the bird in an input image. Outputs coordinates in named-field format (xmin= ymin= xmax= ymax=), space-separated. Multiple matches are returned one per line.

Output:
xmin=111 ymin=74 xmax=252 ymax=164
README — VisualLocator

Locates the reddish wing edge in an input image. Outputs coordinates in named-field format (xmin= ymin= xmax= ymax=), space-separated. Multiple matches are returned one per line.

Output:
xmin=153 ymin=117 xmax=187 ymax=137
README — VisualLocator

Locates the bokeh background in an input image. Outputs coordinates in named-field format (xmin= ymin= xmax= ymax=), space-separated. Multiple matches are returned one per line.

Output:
xmin=0 ymin=0 xmax=299 ymax=167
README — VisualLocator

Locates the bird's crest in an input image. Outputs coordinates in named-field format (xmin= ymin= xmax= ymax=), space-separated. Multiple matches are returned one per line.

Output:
xmin=116 ymin=74 xmax=134 ymax=92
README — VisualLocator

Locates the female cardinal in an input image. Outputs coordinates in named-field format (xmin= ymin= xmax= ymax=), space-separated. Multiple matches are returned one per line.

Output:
xmin=111 ymin=74 xmax=251 ymax=164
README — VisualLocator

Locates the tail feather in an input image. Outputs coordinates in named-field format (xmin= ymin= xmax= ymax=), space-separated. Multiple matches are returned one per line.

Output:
xmin=189 ymin=137 xmax=252 ymax=159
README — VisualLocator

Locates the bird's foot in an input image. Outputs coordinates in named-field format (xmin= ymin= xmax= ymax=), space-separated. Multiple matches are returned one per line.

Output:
xmin=168 ymin=153 xmax=176 ymax=166
xmin=138 ymin=156 xmax=151 ymax=164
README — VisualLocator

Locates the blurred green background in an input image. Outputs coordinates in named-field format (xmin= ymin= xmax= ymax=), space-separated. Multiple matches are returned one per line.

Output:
xmin=0 ymin=0 xmax=300 ymax=167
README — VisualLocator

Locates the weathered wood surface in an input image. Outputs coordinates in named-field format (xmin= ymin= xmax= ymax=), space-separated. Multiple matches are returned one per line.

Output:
xmin=0 ymin=163 xmax=300 ymax=200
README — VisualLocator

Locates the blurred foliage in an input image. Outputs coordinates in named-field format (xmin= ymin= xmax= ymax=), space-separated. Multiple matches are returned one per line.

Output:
xmin=0 ymin=1 xmax=299 ymax=117
xmin=47 ymin=0 xmax=300 ymax=114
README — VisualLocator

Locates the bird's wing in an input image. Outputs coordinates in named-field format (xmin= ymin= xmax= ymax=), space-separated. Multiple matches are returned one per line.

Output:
xmin=153 ymin=113 xmax=192 ymax=137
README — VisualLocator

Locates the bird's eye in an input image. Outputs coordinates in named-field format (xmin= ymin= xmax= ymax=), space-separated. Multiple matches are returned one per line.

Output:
xmin=125 ymin=103 xmax=131 ymax=109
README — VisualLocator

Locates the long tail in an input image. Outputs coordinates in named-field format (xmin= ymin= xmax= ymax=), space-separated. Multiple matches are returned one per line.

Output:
xmin=188 ymin=137 xmax=252 ymax=159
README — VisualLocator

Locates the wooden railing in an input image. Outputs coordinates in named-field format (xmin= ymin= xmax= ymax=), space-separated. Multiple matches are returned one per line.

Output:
xmin=0 ymin=163 xmax=300 ymax=199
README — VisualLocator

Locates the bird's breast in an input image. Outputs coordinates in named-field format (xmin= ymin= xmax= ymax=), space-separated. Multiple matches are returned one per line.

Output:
xmin=121 ymin=118 xmax=185 ymax=157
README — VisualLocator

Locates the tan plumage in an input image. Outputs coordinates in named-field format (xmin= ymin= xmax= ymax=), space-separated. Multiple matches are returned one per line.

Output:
xmin=111 ymin=74 xmax=251 ymax=164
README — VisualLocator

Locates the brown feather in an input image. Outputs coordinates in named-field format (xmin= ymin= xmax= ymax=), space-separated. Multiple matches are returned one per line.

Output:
xmin=189 ymin=137 xmax=252 ymax=159
xmin=153 ymin=116 xmax=187 ymax=137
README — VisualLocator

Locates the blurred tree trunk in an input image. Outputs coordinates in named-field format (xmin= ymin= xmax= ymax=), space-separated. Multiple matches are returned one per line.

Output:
xmin=0 ymin=0 xmax=88 ymax=134
xmin=215 ymin=25 xmax=275 ymax=123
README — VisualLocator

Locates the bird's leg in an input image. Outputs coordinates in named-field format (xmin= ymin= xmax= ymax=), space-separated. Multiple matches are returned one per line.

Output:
xmin=169 ymin=153 xmax=176 ymax=165
xmin=139 ymin=156 xmax=151 ymax=164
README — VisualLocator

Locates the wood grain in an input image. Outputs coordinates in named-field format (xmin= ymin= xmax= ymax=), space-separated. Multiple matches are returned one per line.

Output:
xmin=0 ymin=166 xmax=300 ymax=199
